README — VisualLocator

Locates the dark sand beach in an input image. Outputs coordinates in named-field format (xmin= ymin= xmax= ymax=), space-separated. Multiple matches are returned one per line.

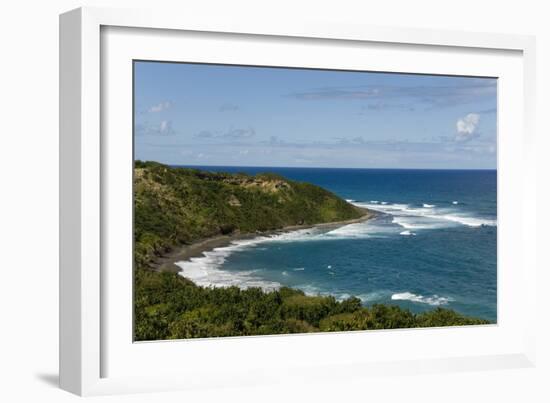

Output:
xmin=153 ymin=207 xmax=374 ymax=273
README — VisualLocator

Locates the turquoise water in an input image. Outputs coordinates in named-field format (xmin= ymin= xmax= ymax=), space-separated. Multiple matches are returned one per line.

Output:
xmin=176 ymin=167 xmax=497 ymax=322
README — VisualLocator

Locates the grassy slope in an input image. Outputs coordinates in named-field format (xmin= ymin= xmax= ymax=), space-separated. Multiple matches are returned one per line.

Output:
xmin=134 ymin=160 xmax=364 ymax=268
xmin=134 ymin=161 xmax=490 ymax=341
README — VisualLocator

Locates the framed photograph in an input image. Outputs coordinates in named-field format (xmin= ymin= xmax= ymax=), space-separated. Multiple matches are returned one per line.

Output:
xmin=60 ymin=7 xmax=537 ymax=396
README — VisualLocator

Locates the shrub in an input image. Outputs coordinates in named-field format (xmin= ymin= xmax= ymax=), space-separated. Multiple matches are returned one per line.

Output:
xmin=282 ymin=318 xmax=318 ymax=333
xmin=319 ymin=311 xmax=373 ymax=332
xmin=168 ymin=307 xmax=235 ymax=339
xmin=281 ymin=295 xmax=337 ymax=327
xmin=415 ymin=307 xmax=490 ymax=327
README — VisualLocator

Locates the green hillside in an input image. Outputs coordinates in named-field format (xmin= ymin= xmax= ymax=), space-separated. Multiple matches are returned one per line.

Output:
xmin=134 ymin=160 xmax=366 ymax=268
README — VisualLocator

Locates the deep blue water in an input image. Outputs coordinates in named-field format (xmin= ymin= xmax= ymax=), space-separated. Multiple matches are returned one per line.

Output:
xmin=175 ymin=166 xmax=497 ymax=322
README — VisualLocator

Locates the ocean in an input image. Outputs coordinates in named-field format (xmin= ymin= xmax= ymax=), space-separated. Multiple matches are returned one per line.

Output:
xmin=175 ymin=167 xmax=497 ymax=322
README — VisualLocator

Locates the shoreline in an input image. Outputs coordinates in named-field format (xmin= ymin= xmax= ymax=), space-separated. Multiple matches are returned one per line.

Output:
xmin=153 ymin=207 xmax=376 ymax=273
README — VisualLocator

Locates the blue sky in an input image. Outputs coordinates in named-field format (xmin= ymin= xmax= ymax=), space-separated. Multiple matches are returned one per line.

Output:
xmin=134 ymin=61 xmax=497 ymax=169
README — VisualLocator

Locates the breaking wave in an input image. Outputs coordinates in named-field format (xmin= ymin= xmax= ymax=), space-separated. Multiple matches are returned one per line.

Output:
xmin=353 ymin=201 xmax=496 ymax=229
xmin=175 ymin=230 xmax=318 ymax=290
xmin=400 ymin=230 xmax=416 ymax=236
xmin=176 ymin=197 xmax=494 ymax=306
xmin=391 ymin=292 xmax=453 ymax=306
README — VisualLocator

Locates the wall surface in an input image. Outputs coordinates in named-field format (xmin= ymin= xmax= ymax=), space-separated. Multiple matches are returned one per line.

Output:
xmin=0 ymin=0 xmax=548 ymax=401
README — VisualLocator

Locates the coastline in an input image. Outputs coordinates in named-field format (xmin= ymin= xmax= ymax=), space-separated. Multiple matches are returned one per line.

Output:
xmin=153 ymin=207 xmax=375 ymax=273
xmin=133 ymin=163 xmax=496 ymax=339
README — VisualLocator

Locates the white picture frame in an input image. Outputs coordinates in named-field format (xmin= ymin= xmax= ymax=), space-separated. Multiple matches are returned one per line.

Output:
xmin=59 ymin=6 xmax=537 ymax=396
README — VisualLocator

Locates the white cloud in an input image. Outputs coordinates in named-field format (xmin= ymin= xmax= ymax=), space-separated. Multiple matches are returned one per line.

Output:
xmin=193 ymin=127 xmax=256 ymax=140
xmin=148 ymin=101 xmax=172 ymax=113
xmin=158 ymin=120 xmax=175 ymax=135
xmin=219 ymin=103 xmax=239 ymax=112
xmin=455 ymin=113 xmax=480 ymax=142
xmin=224 ymin=127 xmax=256 ymax=139
xmin=136 ymin=120 xmax=175 ymax=136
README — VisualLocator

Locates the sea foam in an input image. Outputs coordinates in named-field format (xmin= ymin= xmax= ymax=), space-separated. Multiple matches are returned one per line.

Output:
xmin=178 ymin=198 xmax=494 ymax=293
xmin=177 ymin=216 xmax=396 ymax=289
xmin=176 ymin=229 xmax=317 ymax=290
xmin=354 ymin=201 xmax=496 ymax=229
xmin=399 ymin=230 xmax=416 ymax=236
xmin=391 ymin=292 xmax=453 ymax=306
xmin=177 ymin=254 xmax=281 ymax=291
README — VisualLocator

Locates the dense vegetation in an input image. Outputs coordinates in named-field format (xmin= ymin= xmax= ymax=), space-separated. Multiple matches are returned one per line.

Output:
xmin=135 ymin=270 xmax=490 ymax=341
xmin=134 ymin=161 xmax=491 ymax=341
xmin=134 ymin=160 xmax=365 ymax=269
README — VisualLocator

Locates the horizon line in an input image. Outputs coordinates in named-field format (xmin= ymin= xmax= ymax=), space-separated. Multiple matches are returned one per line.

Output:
xmin=149 ymin=162 xmax=497 ymax=171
